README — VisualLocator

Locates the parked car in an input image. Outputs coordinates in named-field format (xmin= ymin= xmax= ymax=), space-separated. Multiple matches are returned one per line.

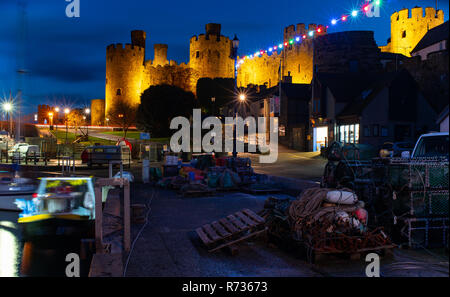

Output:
xmin=8 ymin=143 xmax=41 ymax=161
xmin=403 ymin=132 xmax=449 ymax=159
xmin=379 ymin=142 xmax=415 ymax=158
xmin=81 ymin=145 xmax=131 ymax=168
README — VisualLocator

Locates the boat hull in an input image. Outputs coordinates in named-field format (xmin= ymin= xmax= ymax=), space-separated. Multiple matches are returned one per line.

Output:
xmin=19 ymin=214 xmax=95 ymax=242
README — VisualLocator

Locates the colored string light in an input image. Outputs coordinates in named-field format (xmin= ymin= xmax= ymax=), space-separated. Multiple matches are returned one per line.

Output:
xmin=239 ymin=0 xmax=381 ymax=61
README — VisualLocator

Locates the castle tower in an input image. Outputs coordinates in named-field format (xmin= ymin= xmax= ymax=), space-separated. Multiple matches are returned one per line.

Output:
xmin=90 ymin=99 xmax=105 ymax=126
xmin=153 ymin=44 xmax=169 ymax=66
xmin=189 ymin=23 xmax=235 ymax=79
xmin=105 ymin=30 xmax=146 ymax=119
xmin=381 ymin=7 xmax=444 ymax=56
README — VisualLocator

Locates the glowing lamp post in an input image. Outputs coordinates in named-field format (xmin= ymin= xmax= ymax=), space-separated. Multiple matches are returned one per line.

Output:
xmin=64 ymin=108 xmax=70 ymax=144
xmin=233 ymin=93 xmax=246 ymax=158
xmin=48 ymin=112 xmax=54 ymax=131
xmin=2 ymin=102 xmax=13 ymax=136
xmin=54 ymin=107 xmax=60 ymax=131
xmin=84 ymin=108 xmax=90 ymax=138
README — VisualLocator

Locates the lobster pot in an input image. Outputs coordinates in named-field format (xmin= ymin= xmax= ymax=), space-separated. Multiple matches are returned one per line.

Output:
xmin=407 ymin=191 xmax=450 ymax=217
xmin=389 ymin=162 xmax=448 ymax=190
xmin=402 ymin=217 xmax=449 ymax=248
xmin=428 ymin=164 xmax=449 ymax=189
xmin=388 ymin=164 xmax=425 ymax=190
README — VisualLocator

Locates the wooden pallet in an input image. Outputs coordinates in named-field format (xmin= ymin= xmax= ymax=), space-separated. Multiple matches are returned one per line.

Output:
xmin=196 ymin=208 xmax=267 ymax=253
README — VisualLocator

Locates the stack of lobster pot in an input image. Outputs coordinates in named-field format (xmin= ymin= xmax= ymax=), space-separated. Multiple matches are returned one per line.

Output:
xmin=389 ymin=157 xmax=449 ymax=248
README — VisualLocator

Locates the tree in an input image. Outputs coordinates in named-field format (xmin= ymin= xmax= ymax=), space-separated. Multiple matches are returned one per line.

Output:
xmin=137 ymin=85 xmax=196 ymax=137
xmin=107 ymin=100 xmax=137 ymax=137
xmin=67 ymin=109 xmax=85 ymax=136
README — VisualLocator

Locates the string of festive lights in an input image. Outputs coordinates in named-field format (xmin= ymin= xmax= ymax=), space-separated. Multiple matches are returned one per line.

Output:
xmin=236 ymin=0 xmax=382 ymax=66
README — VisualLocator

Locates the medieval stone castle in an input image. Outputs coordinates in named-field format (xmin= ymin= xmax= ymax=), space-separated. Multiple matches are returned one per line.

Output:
xmin=92 ymin=6 xmax=444 ymax=125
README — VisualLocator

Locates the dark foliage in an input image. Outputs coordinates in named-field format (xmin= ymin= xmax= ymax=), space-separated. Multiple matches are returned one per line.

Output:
xmin=137 ymin=85 xmax=196 ymax=137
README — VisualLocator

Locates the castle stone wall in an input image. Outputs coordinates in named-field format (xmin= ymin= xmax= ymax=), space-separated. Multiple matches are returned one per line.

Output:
xmin=189 ymin=24 xmax=235 ymax=79
xmin=314 ymin=31 xmax=382 ymax=74
xmin=380 ymin=7 xmax=444 ymax=56
xmin=143 ymin=62 xmax=199 ymax=95
xmin=237 ymin=23 xmax=324 ymax=87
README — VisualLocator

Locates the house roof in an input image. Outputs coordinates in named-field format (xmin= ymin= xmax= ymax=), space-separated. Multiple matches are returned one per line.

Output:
xmin=411 ymin=21 xmax=449 ymax=54
xmin=256 ymin=83 xmax=311 ymax=101
xmin=335 ymin=70 xmax=414 ymax=118
xmin=437 ymin=104 xmax=449 ymax=124
xmin=315 ymin=72 xmax=381 ymax=103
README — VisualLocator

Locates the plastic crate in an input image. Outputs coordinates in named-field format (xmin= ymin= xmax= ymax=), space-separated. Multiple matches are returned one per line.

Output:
xmin=401 ymin=217 xmax=449 ymax=248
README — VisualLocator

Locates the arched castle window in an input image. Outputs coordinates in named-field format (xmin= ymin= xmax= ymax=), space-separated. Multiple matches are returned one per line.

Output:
xmin=196 ymin=51 xmax=200 ymax=58
xmin=298 ymin=64 xmax=301 ymax=73
xmin=116 ymin=88 xmax=122 ymax=96
xmin=402 ymin=31 xmax=406 ymax=38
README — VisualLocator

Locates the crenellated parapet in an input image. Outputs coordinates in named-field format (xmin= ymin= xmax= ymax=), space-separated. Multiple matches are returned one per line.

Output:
xmin=381 ymin=7 xmax=444 ymax=56
xmin=189 ymin=23 xmax=235 ymax=79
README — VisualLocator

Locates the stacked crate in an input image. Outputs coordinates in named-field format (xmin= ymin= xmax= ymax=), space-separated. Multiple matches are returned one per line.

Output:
xmin=389 ymin=158 xmax=449 ymax=248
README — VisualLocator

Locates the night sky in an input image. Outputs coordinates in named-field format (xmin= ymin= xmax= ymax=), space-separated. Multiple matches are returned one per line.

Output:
xmin=0 ymin=0 xmax=448 ymax=115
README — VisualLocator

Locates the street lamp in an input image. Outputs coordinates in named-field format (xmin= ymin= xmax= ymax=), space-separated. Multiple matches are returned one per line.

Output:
xmin=54 ymin=107 xmax=60 ymax=131
xmin=64 ymin=108 xmax=70 ymax=144
xmin=2 ymin=102 xmax=13 ymax=136
xmin=232 ymin=93 xmax=246 ymax=158
xmin=48 ymin=112 xmax=54 ymax=131
xmin=84 ymin=108 xmax=90 ymax=138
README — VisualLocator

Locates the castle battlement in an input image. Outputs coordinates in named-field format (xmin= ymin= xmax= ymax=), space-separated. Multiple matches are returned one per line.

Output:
xmin=106 ymin=43 xmax=144 ymax=53
xmin=391 ymin=7 xmax=444 ymax=22
xmin=190 ymin=34 xmax=231 ymax=43
xmin=284 ymin=23 xmax=326 ymax=41
xmin=382 ymin=6 xmax=445 ymax=57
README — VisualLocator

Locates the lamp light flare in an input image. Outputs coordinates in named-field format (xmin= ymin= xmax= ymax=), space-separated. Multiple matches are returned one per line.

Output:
xmin=331 ymin=18 xmax=337 ymax=25
xmin=351 ymin=10 xmax=358 ymax=17
xmin=239 ymin=94 xmax=246 ymax=101
xmin=3 ymin=103 xmax=12 ymax=112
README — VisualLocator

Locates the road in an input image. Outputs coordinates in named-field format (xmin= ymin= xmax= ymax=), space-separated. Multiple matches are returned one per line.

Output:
xmin=241 ymin=146 xmax=328 ymax=181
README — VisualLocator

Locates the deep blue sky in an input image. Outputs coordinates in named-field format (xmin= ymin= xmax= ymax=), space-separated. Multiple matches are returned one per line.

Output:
xmin=0 ymin=0 xmax=448 ymax=115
